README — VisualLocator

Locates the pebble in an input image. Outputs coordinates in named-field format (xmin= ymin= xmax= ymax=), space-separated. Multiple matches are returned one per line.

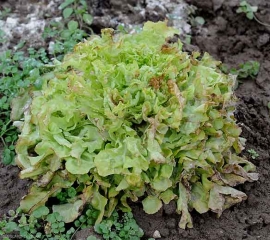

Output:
xmin=153 ymin=230 xmax=161 ymax=238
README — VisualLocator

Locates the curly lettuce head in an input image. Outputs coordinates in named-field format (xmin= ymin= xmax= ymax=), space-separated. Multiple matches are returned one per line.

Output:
xmin=13 ymin=21 xmax=258 ymax=228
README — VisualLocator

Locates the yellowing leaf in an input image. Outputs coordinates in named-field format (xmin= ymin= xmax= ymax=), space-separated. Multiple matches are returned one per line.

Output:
xmin=159 ymin=189 xmax=177 ymax=204
xmin=151 ymin=178 xmax=172 ymax=192
xmin=142 ymin=196 xmax=162 ymax=214
xmin=53 ymin=200 xmax=84 ymax=223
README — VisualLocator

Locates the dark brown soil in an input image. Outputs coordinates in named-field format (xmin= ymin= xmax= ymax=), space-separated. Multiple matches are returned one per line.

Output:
xmin=1 ymin=0 xmax=270 ymax=240
xmin=0 ymin=161 xmax=30 ymax=218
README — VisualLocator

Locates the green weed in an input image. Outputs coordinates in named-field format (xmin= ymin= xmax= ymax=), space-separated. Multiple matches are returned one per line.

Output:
xmin=94 ymin=211 xmax=144 ymax=240
xmin=0 ymin=207 xmax=76 ymax=240
xmin=220 ymin=61 xmax=260 ymax=80
xmin=60 ymin=0 xmax=93 ymax=26
xmin=247 ymin=149 xmax=259 ymax=159
xmin=0 ymin=206 xmax=144 ymax=240
xmin=185 ymin=4 xmax=205 ymax=27
xmin=0 ymin=7 xmax=11 ymax=20
xmin=237 ymin=1 xmax=270 ymax=27
xmin=56 ymin=187 xmax=77 ymax=203
xmin=230 ymin=61 xmax=260 ymax=79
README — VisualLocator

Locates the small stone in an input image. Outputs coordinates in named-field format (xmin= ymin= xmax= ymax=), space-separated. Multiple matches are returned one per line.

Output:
xmin=153 ymin=230 xmax=161 ymax=238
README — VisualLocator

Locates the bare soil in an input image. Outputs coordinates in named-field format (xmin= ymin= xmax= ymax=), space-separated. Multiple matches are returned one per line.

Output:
xmin=1 ymin=0 xmax=270 ymax=240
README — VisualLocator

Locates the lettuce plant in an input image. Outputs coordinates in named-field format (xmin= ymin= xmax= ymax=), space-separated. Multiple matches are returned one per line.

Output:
xmin=12 ymin=21 xmax=258 ymax=229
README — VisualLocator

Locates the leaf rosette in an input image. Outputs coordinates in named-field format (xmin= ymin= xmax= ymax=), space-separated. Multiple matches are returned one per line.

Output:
xmin=12 ymin=21 xmax=258 ymax=229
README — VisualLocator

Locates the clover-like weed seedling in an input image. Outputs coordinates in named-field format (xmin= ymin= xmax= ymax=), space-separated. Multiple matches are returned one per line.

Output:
xmin=0 ymin=206 xmax=79 ymax=240
xmin=56 ymin=187 xmax=77 ymax=203
xmin=74 ymin=205 xmax=99 ymax=231
xmin=220 ymin=60 xmax=260 ymax=88
xmin=237 ymin=1 xmax=258 ymax=20
xmin=46 ymin=212 xmax=66 ymax=235
xmin=237 ymin=1 xmax=270 ymax=27
xmin=94 ymin=211 xmax=144 ymax=240
xmin=247 ymin=149 xmax=259 ymax=159
xmin=230 ymin=61 xmax=260 ymax=79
